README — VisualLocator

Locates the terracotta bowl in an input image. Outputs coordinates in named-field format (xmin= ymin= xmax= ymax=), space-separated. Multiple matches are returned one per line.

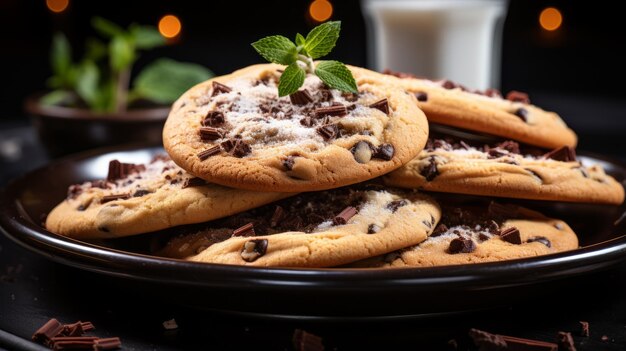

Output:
xmin=24 ymin=95 xmax=170 ymax=158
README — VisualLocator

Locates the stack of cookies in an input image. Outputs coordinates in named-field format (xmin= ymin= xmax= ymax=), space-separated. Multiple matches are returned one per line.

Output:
xmin=45 ymin=63 xmax=625 ymax=268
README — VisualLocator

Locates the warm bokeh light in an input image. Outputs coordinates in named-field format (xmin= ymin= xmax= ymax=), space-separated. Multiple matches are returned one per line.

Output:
xmin=309 ymin=0 xmax=333 ymax=23
xmin=46 ymin=0 xmax=69 ymax=13
xmin=539 ymin=7 xmax=563 ymax=31
xmin=158 ymin=15 xmax=182 ymax=39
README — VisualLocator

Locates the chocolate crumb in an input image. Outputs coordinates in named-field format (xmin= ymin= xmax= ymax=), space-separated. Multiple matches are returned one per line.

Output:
xmin=527 ymin=236 xmax=551 ymax=248
xmin=373 ymin=144 xmax=395 ymax=160
xmin=290 ymin=89 xmax=314 ymax=105
xmin=199 ymin=127 xmax=224 ymax=141
xmin=579 ymin=321 xmax=590 ymax=337
xmin=314 ymin=105 xmax=347 ymax=118
xmin=292 ymin=329 xmax=324 ymax=351
xmin=543 ymin=146 xmax=577 ymax=162
xmin=270 ymin=206 xmax=286 ymax=227
xmin=300 ymin=116 xmax=314 ymax=127
xmin=367 ymin=224 xmax=381 ymax=234
xmin=101 ymin=193 xmax=130 ymax=204
xmin=415 ymin=92 xmax=428 ymax=102
xmin=94 ymin=337 xmax=122 ymax=350
xmin=203 ymin=111 xmax=225 ymax=127
xmin=232 ymin=223 xmax=256 ymax=237
xmin=369 ymin=98 xmax=389 ymax=115
xmin=333 ymin=206 xmax=358 ymax=225
xmin=67 ymin=185 xmax=83 ymax=199
xmin=420 ymin=156 xmax=439 ymax=181
xmin=317 ymin=124 xmax=339 ymax=141
xmin=478 ymin=233 xmax=491 ymax=242
xmin=221 ymin=138 xmax=251 ymax=158
xmin=449 ymin=237 xmax=476 ymax=254
xmin=432 ymin=224 xmax=449 ymax=237
xmin=387 ymin=199 xmax=408 ymax=213
xmin=197 ymin=146 xmax=221 ymax=160
xmin=132 ymin=189 xmax=151 ymax=197
xmin=557 ymin=332 xmax=576 ymax=351
xmin=514 ymin=108 xmax=528 ymax=122
xmin=283 ymin=156 xmax=296 ymax=170
xmin=499 ymin=227 xmax=522 ymax=244
xmin=107 ymin=160 xmax=145 ymax=182
xmin=241 ymin=239 xmax=268 ymax=262
xmin=211 ymin=81 xmax=232 ymax=96
xmin=183 ymin=177 xmax=207 ymax=188
xmin=506 ymin=90 xmax=530 ymax=104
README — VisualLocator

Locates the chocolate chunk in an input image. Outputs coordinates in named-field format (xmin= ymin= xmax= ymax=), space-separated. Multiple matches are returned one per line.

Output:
xmin=579 ymin=321 xmax=590 ymax=337
xmin=221 ymin=138 xmax=251 ymax=157
xmin=506 ymin=90 xmax=530 ymax=104
xmin=101 ymin=193 xmax=130 ymax=204
xmin=543 ymin=146 xmax=577 ymax=162
xmin=415 ymin=92 xmax=428 ymax=102
xmin=107 ymin=160 xmax=145 ymax=182
xmin=441 ymin=80 xmax=457 ymax=89
xmin=292 ymin=329 xmax=324 ymax=351
xmin=133 ymin=189 xmax=151 ymax=197
xmin=514 ymin=107 xmax=528 ymax=122
xmin=369 ymin=98 xmax=389 ymax=115
xmin=240 ymin=239 xmax=268 ymax=262
xmin=232 ymin=223 xmax=256 ymax=237
xmin=387 ymin=199 xmax=408 ymax=213
xmin=478 ymin=233 xmax=491 ymax=242
xmin=527 ymin=236 xmax=551 ymax=248
xmin=351 ymin=141 xmax=374 ymax=164
xmin=197 ymin=145 xmax=221 ymax=160
xmin=211 ymin=81 xmax=232 ymax=96
xmin=346 ymin=104 xmax=357 ymax=111
xmin=316 ymin=124 xmax=339 ymax=141
xmin=373 ymin=144 xmax=395 ymax=160
xmin=557 ymin=332 xmax=576 ymax=351
xmin=314 ymin=105 xmax=348 ymax=118
xmin=420 ymin=156 xmax=439 ymax=181
xmin=283 ymin=156 xmax=296 ymax=170
xmin=431 ymin=224 xmax=449 ymax=237
xmin=499 ymin=227 xmax=522 ymax=244
xmin=183 ymin=177 xmax=207 ymax=188
xmin=199 ymin=127 xmax=224 ymax=141
xmin=333 ymin=206 xmax=358 ymax=225
xmin=270 ymin=206 xmax=286 ymax=227
xmin=94 ymin=337 xmax=122 ymax=350
xmin=488 ymin=201 xmax=519 ymax=219
xmin=448 ymin=237 xmax=476 ymax=254
xmin=203 ymin=111 xmax=225 ymax=127
xmin=367 ymin=224 xmax=381 ymax=234
xmin=290 ymin=89 xmax=313 ymax=105
xmin=32 ymin=318 xmax=65 ymax=344
xmin=468 ymin=328 xmax=507 ymax=350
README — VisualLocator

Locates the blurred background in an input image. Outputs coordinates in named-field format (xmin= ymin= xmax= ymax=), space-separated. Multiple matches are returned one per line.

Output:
xmin=0 ymin=0 xmax=625 ymax=174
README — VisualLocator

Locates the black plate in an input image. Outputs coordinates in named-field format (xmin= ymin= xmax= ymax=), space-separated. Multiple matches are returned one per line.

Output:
xmin=1 ymin=145 xmax=626 ymax=320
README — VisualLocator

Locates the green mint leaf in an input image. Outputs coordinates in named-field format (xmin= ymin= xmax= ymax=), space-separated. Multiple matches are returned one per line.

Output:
xmin=130 ymin=24 xmax=166 ymax=50
xmin=278 ymin=62 xmax=305 ymax=97
xmin=109 ymin=35 xmax=135 ymax=71
xmin=51 ymin=33 xmax=71 ymax=77
xmin=295 ymin=33 xmax=306 ymax=47
xmin=91 ymin=17 xmax=124 ymax=38
xmin=251 ymin=35 xmax=298 ymax=65
xmin=75 ymin=61 xmax=100 ymax=108
xmin=132 ymin=58 xmax=214 ymax=104
xmin=304 ymin=21 xmax=341 ymax=59
xmin=314 ymin=60 xmax=357 ymax=94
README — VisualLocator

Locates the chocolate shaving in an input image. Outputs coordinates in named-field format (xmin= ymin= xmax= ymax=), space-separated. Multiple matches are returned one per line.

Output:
xmin=579 ymin=321 xmax=590 ymax=337
xmin=270 ymin=206 xmax=287 ymax=227
xmin=527 ymin=236 xmax=551 ymax=248
xmin=556 ymin=332 xmax=576 ymax=351
xmin=300 ymin=116 xmax=314 ymax=127
xmin=32 ymin=318 xmax=65 ymax=344
xmin=107 ymin=160 xmax=145 ymax=182
xmin=373 ymin=144 xmax=395 ymax=160
xmin=506 ymin=90 xmax=531 ymax=104
xmin=240 ymin=239 xmax=268 ymax=262
xmin=499 ymin=227 xmax=522 ymax=244
xmin=386 ymin=199 xmax=408 ymax=213
xmin=94 ymin=337 xmax=122 ymax=351
xmin=514 ymin=107 xmax=528 ymax=122
xmin=211 ymin=81 xmax=232 ymax=96
xmin=415 ymin=92 xmax=428 ymax=102
xmin=221 ymin=138 xmax=252 ymax=158
xmin=290 ymin=90 xmax=314 ymax=105
xmin=543 ymin=146 xmax=577 ymax=162
xmin=101 ymin=193 xmax=130 ymax=204
xmin=448 ymin=237 xmax=476 ymax=254
xmin=183 ymin=177 xmax=207 ymax=188
xmin=197 ymin=146 xmax=221 ymax=160
xmin=314 ymin=105 xmax=347 ymax=118
xmin=292 ymin=329 xmax=324 ymax=351
xmin=203 ymin=111 xmax=225 ymax=127
xmin=232 ymin=223 xmax=256 ymax=237
xmin=333 ymin=206 xmax=358 ymax=225
xmin=420 ymin=156 xmax=439 ymax=181
xmin=199 ymin=127 xmax=224 ymax=141
xmin=369 ymin=98 xmax=389 ymax=115
xmin=316 ymin=124 xmax=339 ymax=141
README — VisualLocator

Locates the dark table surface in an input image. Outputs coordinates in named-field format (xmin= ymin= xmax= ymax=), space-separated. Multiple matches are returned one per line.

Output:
xmin=2 ymin=109 xmax=626 ymax=350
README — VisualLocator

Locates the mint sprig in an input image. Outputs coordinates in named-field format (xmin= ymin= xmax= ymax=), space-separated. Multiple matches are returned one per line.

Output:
xmin=251 ymin=21 xmax=358 ymax=97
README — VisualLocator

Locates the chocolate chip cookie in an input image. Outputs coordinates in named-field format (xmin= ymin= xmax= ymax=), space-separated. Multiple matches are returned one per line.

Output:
xmin=163 ymin=63 xmax=428 ymax=192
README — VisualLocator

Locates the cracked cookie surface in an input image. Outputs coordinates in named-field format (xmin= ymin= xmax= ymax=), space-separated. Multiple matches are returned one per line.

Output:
xmin=163 ymin=64 xmax=428 ymax=192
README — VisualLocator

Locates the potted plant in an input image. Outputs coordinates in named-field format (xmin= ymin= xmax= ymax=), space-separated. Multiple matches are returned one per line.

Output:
xmin=25 ymin=17 xmax=213 ymax=157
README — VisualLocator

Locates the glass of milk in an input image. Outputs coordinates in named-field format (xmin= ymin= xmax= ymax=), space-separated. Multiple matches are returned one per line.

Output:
xmin=361 ymin=0 xmax=508 ymax=90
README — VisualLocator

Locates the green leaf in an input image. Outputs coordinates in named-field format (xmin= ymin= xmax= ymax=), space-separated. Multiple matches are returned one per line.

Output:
xmin=109 ymin=35 xmax=135 ymax=72
xmin=251 ymin=35 xmax=298 ymax=65
xmin=295 ymin=33 xmax=306 ymax=47
xmin=304 ymin=21 xmax=341 ymax=59
xmin=132 ymin=58 xmax=214 ymax=104
xmin=314 ymin=60 xmax=357 ymax=93
xmin=84 ymin=38 xmax=107 ymax=61
xmin=131 ymin=24 xmax=166 ymax=49
xmin=75 ymin=61 xmax=100 ymax=107
xmin=39 ymin=90 xmax=74 ymax=106
xmin=51 ymin=33 xmax=71 ymax=77
xmin=278 ymin=62 xmax=305 ymax=97
xmin=91 ymin=17 xmax=124 ymax=38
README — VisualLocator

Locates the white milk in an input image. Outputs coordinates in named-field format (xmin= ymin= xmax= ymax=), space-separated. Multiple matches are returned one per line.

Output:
xmin=362 ymin=0 xmax=508 ymax=89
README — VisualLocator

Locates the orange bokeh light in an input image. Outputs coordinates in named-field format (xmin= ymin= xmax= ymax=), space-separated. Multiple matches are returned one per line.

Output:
xmin=309 ymin=0 xmax=333 ymax=23
xmin=46 ymin=0 xmax=69 ymax=13
xmin=539 ymin=7 xmax=562 ymax=31
xmin=158 ymin=15 xmax=182 ymax=39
